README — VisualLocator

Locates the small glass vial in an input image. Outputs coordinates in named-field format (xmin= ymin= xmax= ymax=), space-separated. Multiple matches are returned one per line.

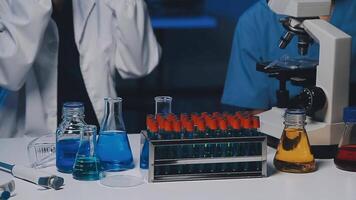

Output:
xmin=273 ymin=109 xmax=316 ymax=173
xmin=155 ymin=96 xmax=172 ymax=116
xmin=56 ymin=102 xmax=87 ymax=173
xmin=27 ymin=134 xmax=56 ymax=169
xmin=334 ymin=107 xmax=356 ymax=172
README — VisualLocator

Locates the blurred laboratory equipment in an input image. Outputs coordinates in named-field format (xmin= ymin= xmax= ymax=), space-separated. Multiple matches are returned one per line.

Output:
xmin=100 ymin=170 xmax=145 ymax=188
xmin=273 ymin=109 xmax=316 ymax=173
xmin=96 ymin=97 xmax=134 ymax=171
xmin=27 ymin=134 xmax=56 ymax=169
xmin=258 ymin=0 xmax=352 ymax=158
xmin=334 ymin=107 xmax=356 ymax=171
xmin=73 ymin=125 xmax=102 ymax=181
xmin=155 ymin=96 xmax=172 ymax=116
xmin=0 ymin=189 xmax=10 ymax=200
xmin=0 ymin=161 xmax=64 ymax=190
xmin=56 ymin=102 xmax=87 ymax=173
xmin=0 ymin=173 xmax=14 ymax=200
xmin=146 ymin=0 xmax=204 ymax=17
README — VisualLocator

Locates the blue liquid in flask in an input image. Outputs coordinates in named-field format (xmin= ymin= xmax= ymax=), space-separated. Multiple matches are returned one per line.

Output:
xmin=97 ymin=131 xmax=134 ymax=171
xmin=56 ymin=138 xmax=80 ymax=173
xmin=73 ymin=156 xmax=102 ymax=181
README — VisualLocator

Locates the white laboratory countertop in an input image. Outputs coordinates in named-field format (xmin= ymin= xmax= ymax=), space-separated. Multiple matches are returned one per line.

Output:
xmin=0 ymin=134 xmax=356 ymax=200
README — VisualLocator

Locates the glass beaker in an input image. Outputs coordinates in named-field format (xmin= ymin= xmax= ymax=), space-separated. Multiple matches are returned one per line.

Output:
xmin=96 ymin=97 xmax=134 ymax=171
xmin=73 ymin=125 xmax=102 ymax=181
xmin=27 ymin=133 xmax=56 ymax=169
xmin=334 ymin=107 xmax=356 ymax=172
xmin=56 ymin=102 xmax=87 ymax=173
xmin=273 ymin=109 xmax=316 ymax=173
xmin=155 ymin=96 xmax=172 ymax=116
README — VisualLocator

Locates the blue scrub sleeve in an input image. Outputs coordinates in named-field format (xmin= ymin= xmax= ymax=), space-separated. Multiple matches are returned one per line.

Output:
xmin=221 ymin=15 xmax=272 ymax=110
xmin=332 ymin=0 xmax=356 ymax=83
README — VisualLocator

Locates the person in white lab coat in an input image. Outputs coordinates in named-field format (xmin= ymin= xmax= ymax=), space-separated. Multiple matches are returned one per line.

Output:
xmin=0 ymin=0 xmax=161 ymax=138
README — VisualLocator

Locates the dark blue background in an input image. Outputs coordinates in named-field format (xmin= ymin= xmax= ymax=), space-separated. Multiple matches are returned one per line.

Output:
xmin=118 ymin=0 xmax=258 ymax=132
xmin=54 ymin=0 xmax=258 ymax=132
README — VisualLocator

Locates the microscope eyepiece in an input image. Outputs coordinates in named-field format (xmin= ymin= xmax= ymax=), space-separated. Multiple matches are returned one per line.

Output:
xmin=278 ymin=17 xmax=314 ymax=55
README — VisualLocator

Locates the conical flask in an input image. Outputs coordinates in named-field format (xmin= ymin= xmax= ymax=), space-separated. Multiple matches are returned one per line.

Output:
xmin=273 ymin=109 xmax=316 ymax=173
xmin=334 ymin=107 xmax=356 ymax=172
xmin=73 ymin=125 xmax=102 ymax=181
xmin=96 ymin=97 xmax=134 ymax=171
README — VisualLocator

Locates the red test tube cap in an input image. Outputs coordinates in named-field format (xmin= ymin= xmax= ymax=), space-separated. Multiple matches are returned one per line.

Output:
xmin=235 ymin=112 xmax=243 ymax=120
xmin=252 ymin=116 xmax=260 ymax=129
xmin=180 ymin=113 xmax=188 ymax=122
xmin=231 ymin=118 xmax=241 ymax=130
xmin=218 ymin=119 xmax=228 ymax=131
xmin=242 ymin=118 xmax=252 ymax=129
xmin=167 ymin=113 xmax=177 ymax=122
xmin=208 ymin=119 xmax=218 ymax=130
xmin=173 ymin=120 xmax=182 ymax=132
xmin=197 ymin=119 xmax=206 ymax=131
xmin=151 ymin=121 xmax=158 ymax=133
xmin=185 ymin=120 xmax=194 ymax=132
xmin=164 ymin=120 xmax=173 ymax=132
xmin=158 ymin=118 xmax=166 ymax=130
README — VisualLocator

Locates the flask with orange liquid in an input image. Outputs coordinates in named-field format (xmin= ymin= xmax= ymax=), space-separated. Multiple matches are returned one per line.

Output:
xmin=273 ymin=109 xmax=316 ymax=173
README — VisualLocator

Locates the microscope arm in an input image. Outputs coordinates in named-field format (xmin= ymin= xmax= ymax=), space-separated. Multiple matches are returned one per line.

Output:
xmin=302 ymin=19 xmax=351 ymax=123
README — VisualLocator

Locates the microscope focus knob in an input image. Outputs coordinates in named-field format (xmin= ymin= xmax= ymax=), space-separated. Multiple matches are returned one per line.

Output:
xmin=296 ymin=87 xmax=326 ymax=114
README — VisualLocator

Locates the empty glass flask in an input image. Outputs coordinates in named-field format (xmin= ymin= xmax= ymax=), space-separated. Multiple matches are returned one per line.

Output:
xmin=96 ymin=97 xmax=134 ymax=171
xmin=273 ymin=109 xmax=316 ymax=173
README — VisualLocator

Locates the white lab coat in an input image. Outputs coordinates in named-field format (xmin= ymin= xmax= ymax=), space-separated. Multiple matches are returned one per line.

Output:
xmin=0 ymin=0 xmax=161 ymax=138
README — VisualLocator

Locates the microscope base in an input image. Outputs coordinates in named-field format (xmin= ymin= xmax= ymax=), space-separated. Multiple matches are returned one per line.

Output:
xmin=258 ymin=107 xmax=344 ymax=158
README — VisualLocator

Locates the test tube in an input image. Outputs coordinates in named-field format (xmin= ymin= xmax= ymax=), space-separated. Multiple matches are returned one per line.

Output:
xmin=155 ymin=96 xmax=172 ymax=116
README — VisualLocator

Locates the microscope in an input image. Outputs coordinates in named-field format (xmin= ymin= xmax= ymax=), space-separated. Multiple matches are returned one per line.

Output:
xmin=257 ymin=0 xmax=352 ymax=157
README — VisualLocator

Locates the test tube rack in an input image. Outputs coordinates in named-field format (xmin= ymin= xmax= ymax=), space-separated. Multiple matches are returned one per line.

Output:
xmin=141 ymin=131 xmax=267 ymax=183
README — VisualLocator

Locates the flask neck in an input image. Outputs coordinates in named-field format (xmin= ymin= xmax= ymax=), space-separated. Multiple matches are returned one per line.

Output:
xmin=284 ymin=109 xmax=306 ymax=129
xmin=284 ymin=123 xmax=305 ymax=130
xmin=62 ymin=113 xmax=85 ymax=122
xmin=61 ymin=102 xmax=85 ymax=121
xmin=101 ymin=98 xmax=125 ymax=131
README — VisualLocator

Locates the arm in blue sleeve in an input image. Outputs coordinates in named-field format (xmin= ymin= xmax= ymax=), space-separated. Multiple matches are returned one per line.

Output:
xmin=221 ymin=14 xmax=272 ymax=110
